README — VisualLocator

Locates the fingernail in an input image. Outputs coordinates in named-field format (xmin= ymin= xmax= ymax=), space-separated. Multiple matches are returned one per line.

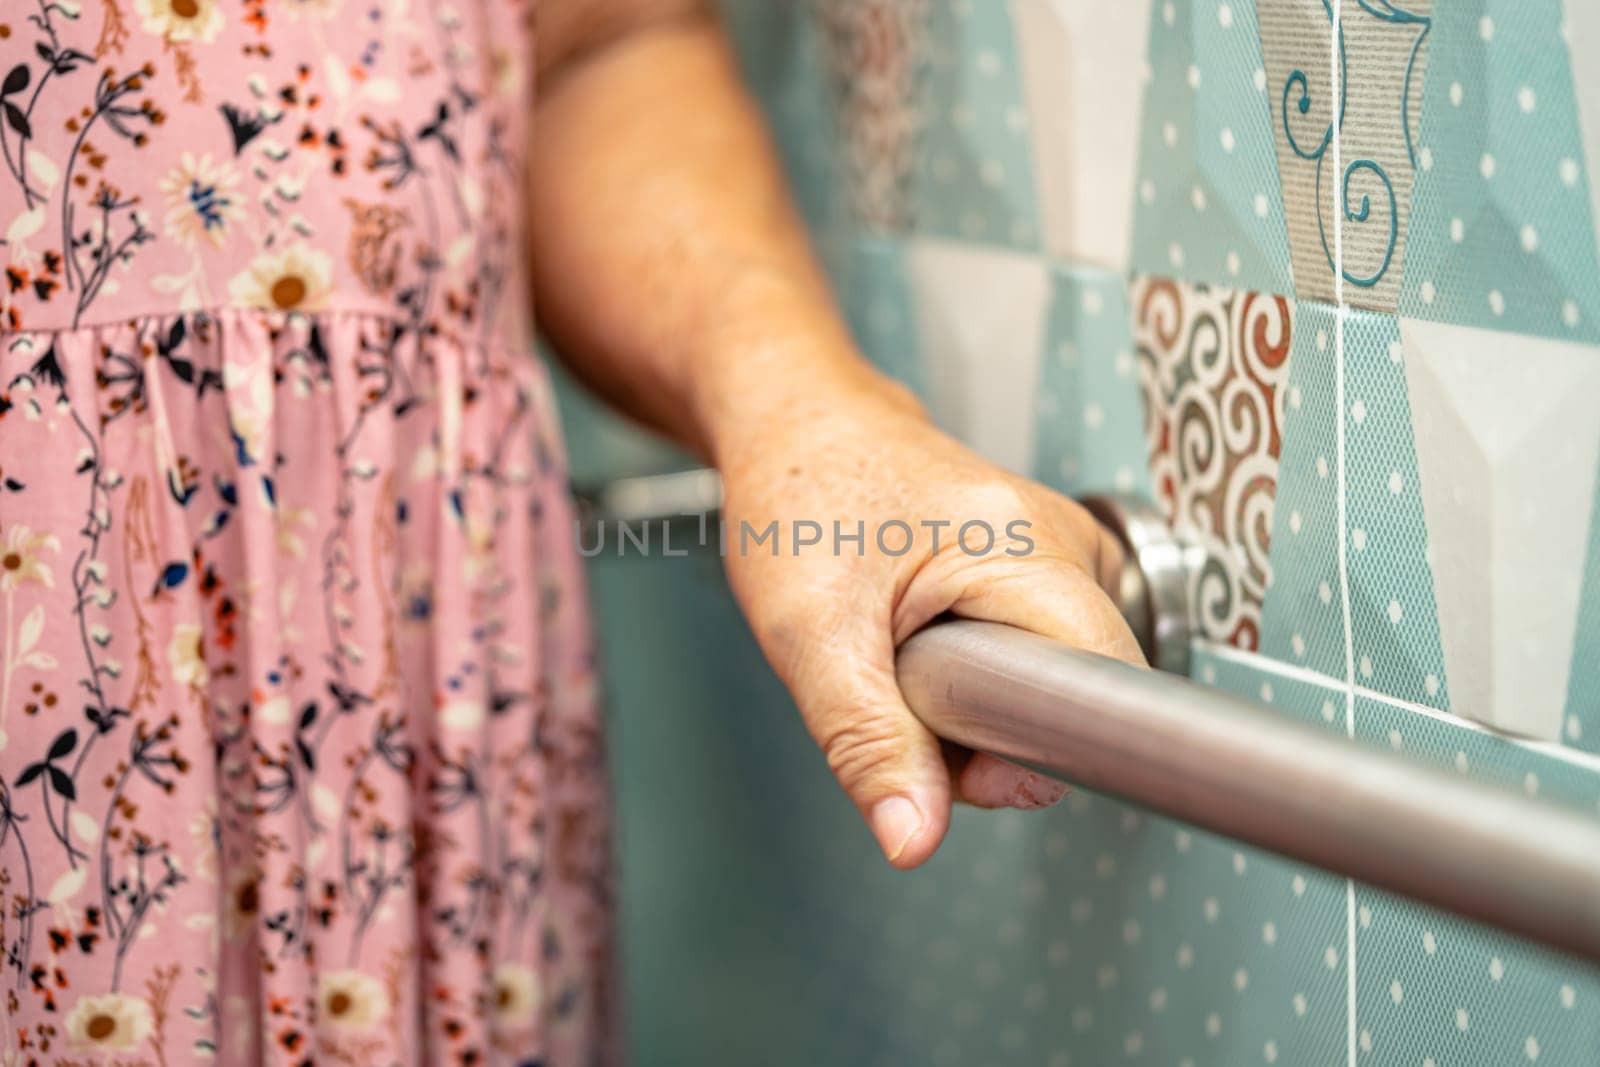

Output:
xmin=870 ymin=795 xmax=924 ymax=863
xmin=1013 ymin=773 xmax=1071 ymax=810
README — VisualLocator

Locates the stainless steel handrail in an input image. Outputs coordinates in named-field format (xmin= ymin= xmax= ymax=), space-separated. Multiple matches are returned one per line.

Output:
xmin=576 ymin=470 xmax=1600 ymax=961
xmin=898 ymin=620 xmax=1600 ymax=964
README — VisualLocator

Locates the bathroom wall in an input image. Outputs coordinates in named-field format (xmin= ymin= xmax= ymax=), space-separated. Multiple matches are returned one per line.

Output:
xmin=565 ymin=2 xmax=1600 ymax=1063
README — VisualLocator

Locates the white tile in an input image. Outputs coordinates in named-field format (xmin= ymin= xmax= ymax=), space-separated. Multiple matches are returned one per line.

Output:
xmin=1400 ymin=318 xmax=1600 ymax=740
xmin=904 ymin=238 xmax=1052 ymax=473
xmin=1010 ymin=0 xmax=1152 ymax=270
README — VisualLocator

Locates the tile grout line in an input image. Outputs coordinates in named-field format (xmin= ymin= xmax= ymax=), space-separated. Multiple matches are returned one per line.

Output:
xmin=1328 ymin=3 xmax=1357 ymax=1063
xmin=1194 ymin=637 xmax=1600 ymax=778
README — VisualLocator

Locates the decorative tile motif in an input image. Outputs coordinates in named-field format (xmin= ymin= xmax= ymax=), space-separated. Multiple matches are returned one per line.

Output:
xmin=1259 ymin=0 xmax=1435 ymax=312
xmin=1133 ymin=275 xmax=1294 ymax=650
xmin=1400 ymin=317 xmax=1600 ymax=740
xmin=1010 ymin=0 xmax=1153 ymax=270
xmin=1402 ymin=0 xmax=1600 ymax=342
xmin=816 ymin=0 xmax=931 ymax=233
xmin=1128 ymin=0 xmax=1295 ymax=295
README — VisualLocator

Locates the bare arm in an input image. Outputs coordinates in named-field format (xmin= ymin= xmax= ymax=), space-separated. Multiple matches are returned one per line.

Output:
xmin=530 ymin=3 xmax=1141 ymax=868
xmin=532 ymin=4 xmax=896 ymax=459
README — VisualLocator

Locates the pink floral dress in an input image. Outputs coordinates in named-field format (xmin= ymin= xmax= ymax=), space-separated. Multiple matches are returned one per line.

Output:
xmin=0 ymin=0 xmax=615 ymax=1063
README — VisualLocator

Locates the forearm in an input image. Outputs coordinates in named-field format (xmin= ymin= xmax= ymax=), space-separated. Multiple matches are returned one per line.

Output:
xmin=528 ymin=16 xmax=918 ymax=465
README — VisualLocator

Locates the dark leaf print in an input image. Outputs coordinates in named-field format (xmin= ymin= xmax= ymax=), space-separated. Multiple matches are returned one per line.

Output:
xmin=169 ymin=467 xmax=199 ymax=505
xmin=1 ymin=7 xmax=615 ymax=1048
xmin=47 ymin=730 xmax=77 ymax=761
xmin=490 ymin=692 xmax=526 ymax=716
xmin=4 ymin=103 xmax=30 ymax=140
xmin=161 ymin=317 xmax=187 ymax=355
xmin=29 ymin=346 xmax=64 ymax=389
xmin=219 ymin=102 xmax=279 ymax=155
xmin=155 ymin=561 xmax=190 ymax=592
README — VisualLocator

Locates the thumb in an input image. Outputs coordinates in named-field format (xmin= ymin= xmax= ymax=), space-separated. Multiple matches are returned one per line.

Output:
xmin=791 ymin=622 xmax=954 ymax=869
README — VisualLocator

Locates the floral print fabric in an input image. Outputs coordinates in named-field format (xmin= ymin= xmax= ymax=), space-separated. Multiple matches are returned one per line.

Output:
xmin=0 ymin=0 xmax=615 ymax=1064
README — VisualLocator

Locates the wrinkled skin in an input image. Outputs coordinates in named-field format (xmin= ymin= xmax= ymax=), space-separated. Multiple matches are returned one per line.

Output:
xmin=533 ymin=2 xmax=1145 ymax=866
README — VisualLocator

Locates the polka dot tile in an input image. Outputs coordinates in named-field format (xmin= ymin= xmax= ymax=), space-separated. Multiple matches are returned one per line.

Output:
xmin=912 ymin=0 xmax=1043 ymax=251
xmin=833 ymin=235 xmax=930 ymax=400
xmin=1563 ymin=477 xmax=1600 ymax=758
xmin=1342 ymin=311 xmax=1451 ymax=710
xmin=1258 ymin=301 xmax=1347 ymax=679
xmin=1029 ymin=265 xmax=1152 ymax=497
xmin=1352 ymin=698 xmax=1600 ymax=1067
xmin=1129 ymin=0 xmax=1295 ymax=295
xmin=1400 ymin=0 xmax=1600 ymax=342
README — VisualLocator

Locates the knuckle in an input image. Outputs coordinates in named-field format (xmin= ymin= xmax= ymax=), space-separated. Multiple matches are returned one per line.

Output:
xmin=961 ymin=479 xmax=1032 ymax=524
xmin=818 ymin=714 xmax=908 ymax=792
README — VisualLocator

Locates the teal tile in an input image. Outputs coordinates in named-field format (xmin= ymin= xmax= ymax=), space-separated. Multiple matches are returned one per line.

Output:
xmin=1343 ymin=311 xmax=1450 ymax=711
xmin=833 ymin=236 xmax=930 ymax=399
xmin=1400 ymin=0 xmax=1600 ymax=341
xmin=1130 ymin=0 xmax=1295 ymax=295
xmin=1351 ymin=698 xmax=1600 ymax=1067
xmin=912 ymin=0 xmax=1043 ymax=250
xmin=1259 ymin=302 xmax=1347 ymax=678
xmin=1030 ymin=267 xmax=1153 ymax=497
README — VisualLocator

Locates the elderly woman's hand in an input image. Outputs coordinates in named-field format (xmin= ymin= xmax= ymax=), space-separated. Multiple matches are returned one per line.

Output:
xmin=532 ymin=10 xmax=1145 ymax=868
xmin=715 ymin=369 xmax=1145 ymax=869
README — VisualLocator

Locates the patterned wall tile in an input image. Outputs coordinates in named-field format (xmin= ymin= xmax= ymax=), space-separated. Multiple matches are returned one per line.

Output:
xmin=832 ymin=235 xmax=931 ymax=399
xmin=1010 ymin=0 xmax=1153 ymax=271
xmin=1399 ymin=317 xmax=1600 ymax=741
xmin=1257 ymin=300 xmax=1347 ymax=679
xmin=1259 ymin=0 xmax=1435 ymax=312
xmin=1401 ymin=0 xmax=1600 ymax=342
xmin=1350 ymin=698 xmax=1600 ymax=1067
xmin=1129 ymin=0 xmax=1295 ymax=296
xmin=903 ymin=238 xmax=1051 ymax=473
xmin=1133 ymin=275 xmax=1293 ymax=653
xmin=815 ymin=0 xmax=930 ymax=234
xmin=1343 ymin=310 xmax=1450 ymax=711
xmin=1568 ymin=0 xmax=1600 ymax=311
xmin=912 ymin=0 xmax=1043 ymax=250
xmin=1030 ymin=265 xmax=1153 ymax=497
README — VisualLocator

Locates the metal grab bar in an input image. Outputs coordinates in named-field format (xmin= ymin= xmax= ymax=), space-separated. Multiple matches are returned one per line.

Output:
xmin=575 ymin=470 xmax=1600 ymax=961
xmin=898 ymin=621 xmax=1600 ymax=963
